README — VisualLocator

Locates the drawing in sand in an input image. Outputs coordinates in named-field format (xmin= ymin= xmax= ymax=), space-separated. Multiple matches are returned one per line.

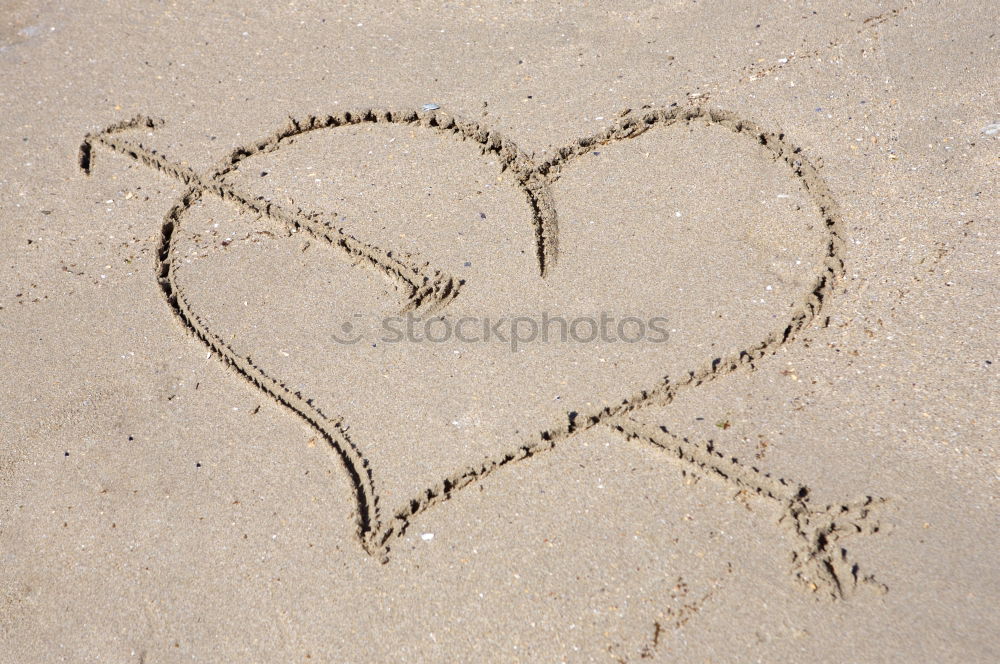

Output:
xmin=81 ymin=104 xmax=885 ymax=599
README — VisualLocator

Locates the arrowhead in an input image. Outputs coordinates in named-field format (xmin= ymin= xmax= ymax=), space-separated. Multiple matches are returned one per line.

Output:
xmin=79 ymin=115 xmax=165 ymax=175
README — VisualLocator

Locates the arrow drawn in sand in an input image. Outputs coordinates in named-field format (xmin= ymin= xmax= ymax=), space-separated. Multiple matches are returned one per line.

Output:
xmin=80 ymin=105 xmax=887 ymax=599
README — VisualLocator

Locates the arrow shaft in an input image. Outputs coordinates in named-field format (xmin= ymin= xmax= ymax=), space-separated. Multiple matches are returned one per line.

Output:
xmin=81 ymin=124 xmax=459 ymax=312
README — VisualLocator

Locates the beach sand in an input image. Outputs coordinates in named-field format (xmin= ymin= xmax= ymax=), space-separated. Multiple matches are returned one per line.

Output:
xmin=1 ymin=1 xmax=997 ymax=661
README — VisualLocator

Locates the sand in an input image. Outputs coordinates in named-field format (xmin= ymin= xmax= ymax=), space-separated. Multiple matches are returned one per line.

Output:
xmin=1 ymin=1 xmax=997 ymax=661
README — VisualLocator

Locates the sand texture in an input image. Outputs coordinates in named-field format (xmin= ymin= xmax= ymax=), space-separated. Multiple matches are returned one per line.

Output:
xmin=1 ymin=1 xmax=998 ymax=662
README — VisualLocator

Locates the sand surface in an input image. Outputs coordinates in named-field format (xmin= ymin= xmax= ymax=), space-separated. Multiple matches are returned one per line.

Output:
xmin=1 ymin=1 xmax=998 ymax=661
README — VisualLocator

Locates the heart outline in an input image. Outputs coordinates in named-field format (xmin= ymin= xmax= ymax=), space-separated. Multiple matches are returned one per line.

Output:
xmin=81 ymin=105 xmax=883 ymax=598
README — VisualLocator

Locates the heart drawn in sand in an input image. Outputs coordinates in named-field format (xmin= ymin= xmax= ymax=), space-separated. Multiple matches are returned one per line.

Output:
xmin=81 ymin=105 xmax=885 ymax=599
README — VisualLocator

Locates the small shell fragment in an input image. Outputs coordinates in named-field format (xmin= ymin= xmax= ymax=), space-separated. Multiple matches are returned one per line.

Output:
xmin=421 ymin=103 xmax=440 ymax=111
